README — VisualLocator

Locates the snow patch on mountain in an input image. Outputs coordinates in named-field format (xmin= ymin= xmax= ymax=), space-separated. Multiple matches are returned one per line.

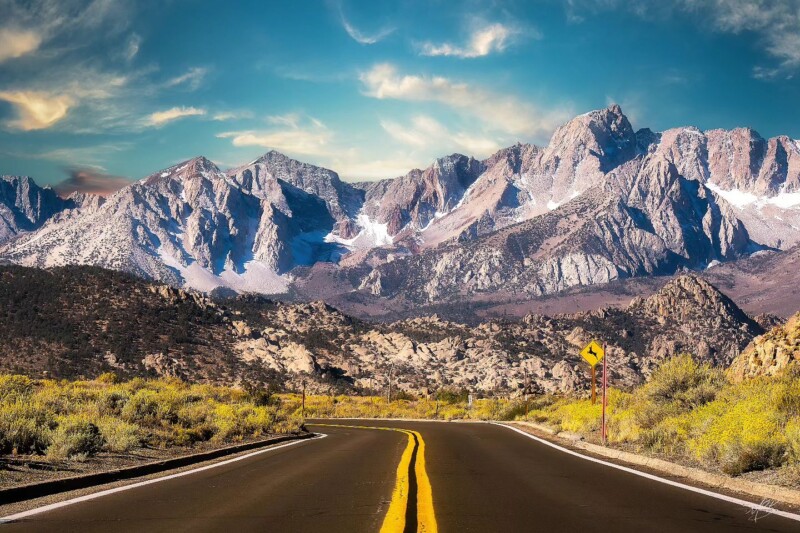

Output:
xmin=707 ymin=182 xmax=800 ymax=209
xmin=158 ymin=246 xmax=288 ymax=293
xmin=326 ymin=214 xmax=393 ymax=249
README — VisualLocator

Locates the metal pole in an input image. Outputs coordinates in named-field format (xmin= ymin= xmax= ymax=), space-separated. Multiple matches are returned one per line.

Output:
xmin=591 ymin=366 xmax=596 ymax=405
xmin=602 ymin=344 xmax=608 ymax=445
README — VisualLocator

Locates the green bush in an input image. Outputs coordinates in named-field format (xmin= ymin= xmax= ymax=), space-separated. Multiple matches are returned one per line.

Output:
xmin=46 ymin=415 xmax=106 ymax=460
xmin=97 ymin=417 xmax=140 ymax=453
xmin=0 ymin=400 xmax=52 ymax=454
xmin=0 ymin=374 xmax=303 ymax=460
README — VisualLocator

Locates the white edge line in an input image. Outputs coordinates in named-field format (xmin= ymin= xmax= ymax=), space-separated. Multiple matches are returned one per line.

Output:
xmin=0 ymin=433 xmax=326 ymax=524
xmin=494 ymin=423 xmax=800 ymax=523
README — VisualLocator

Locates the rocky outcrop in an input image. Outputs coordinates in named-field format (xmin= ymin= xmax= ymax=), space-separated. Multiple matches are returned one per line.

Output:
xmin=0 ymin=264 xmax=772 ymax=396
xmin=0 ymin=176 xmax=75 ymax=244
xmin=628 ymin=275 xmax=763 ymax=365
xmin=728 ymin=313 xmax=800 ymax=382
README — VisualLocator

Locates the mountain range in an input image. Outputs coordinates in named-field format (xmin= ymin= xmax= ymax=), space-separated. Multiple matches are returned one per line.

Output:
xmin=2 ymin=105 xmax=799 ymax=315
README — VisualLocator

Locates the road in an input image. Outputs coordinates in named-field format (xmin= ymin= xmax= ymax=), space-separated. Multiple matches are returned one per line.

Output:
xmin=2 ymin=420 xmax=798 ymax=532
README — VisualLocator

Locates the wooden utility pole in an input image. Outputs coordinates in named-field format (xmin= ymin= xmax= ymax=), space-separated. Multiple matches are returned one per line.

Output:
xmin=523 ymin=368 xmax=530 ymax=417
xmin=301 ymin=379 xmax=306 ymax=418
xmin=387 ymin=363 xmax=393 ymax=404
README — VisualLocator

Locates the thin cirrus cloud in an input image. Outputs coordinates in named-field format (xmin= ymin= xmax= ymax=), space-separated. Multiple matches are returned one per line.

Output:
xmin=146 ymin=106 xmax=207 ymax=127
xmin=165 ymin=67 xmax=208 ymax=90
xmin=0 ymin=90 xmax=72 ymax=130
xmin=418 ymin=22 xmax=525 ymax=58
xmin=123 ymin=33 xmax=141 ymax=61
xmin=566 ymin=0 xmax=800 ymax=77
xmin=0 ymin=27 xmax=42 ymax=62
xmin=217 ymin=114 xmax=333 ymax=157
xmin=212 ymin=110 xmax=254 ymax=121
xmin=360 ymin=63 xmax=571 ymax=139
xmin=381 ymin=115 xmax=500 ymax=156
xmin=338 ymin=6 xmax=394 ymax=44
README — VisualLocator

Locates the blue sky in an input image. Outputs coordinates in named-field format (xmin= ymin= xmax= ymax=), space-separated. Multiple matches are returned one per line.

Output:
xmin=1 ymin=0 xmax=799 ymax=195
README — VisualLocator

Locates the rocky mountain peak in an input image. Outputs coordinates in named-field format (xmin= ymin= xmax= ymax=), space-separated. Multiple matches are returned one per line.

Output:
xmin=142 ymin=156 xmax=222 ymax=186
xmin=227 ymin=150 xmax=362 ymax=222
xmin=632 ymin=275 xmax=759 ymax=330
xmin=535 ymin=104 xmax=638 ymax=200
xmin=0 ymin=175 xmax=73 ymax=244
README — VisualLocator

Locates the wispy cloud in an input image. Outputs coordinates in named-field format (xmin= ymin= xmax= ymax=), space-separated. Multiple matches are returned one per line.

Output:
xmin=360 ymin=63 xmax=571 ymax=139
xmin=123 ymin=32 xmax=141 ymax=62
xmin=146 ymin=106 xmax=207 ymax=127
xmin=54 ymin=168 xmax=131 ymax=197
xmin=381 ymin=115 xmax=500 ymax=156
xmin=0 ymin=90 xmax=72 ymax=130
xmin=418 ymin=22 xmax=526 ymax=58
xmin=337 ymin=4 xmax=394 ymax=44
xmin=217 ymin=114 xmax=333 ymax=156
xmin=0 ymin=1 xmax=152 ymax=132
xmin=0 ymin=27 xmax=42 ymax=63
xmin=566 ymin=0 xmax=800 ymax=77
xmin=212 ymin=110 xmax=253 ymax=121
xmin=166 ymin=67 xmax=208 ymax=90
xmin=26 ymin=142 xmax=132 ymax=169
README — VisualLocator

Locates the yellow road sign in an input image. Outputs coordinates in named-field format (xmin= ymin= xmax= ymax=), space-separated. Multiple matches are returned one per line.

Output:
xmin=580 ymin=341 xmax=605 ymax=367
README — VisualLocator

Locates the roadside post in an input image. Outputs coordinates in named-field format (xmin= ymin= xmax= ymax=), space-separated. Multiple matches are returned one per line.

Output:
xmin=580 ymin=341 xmax=605 ymax=405
xmin=387 ymin=363 xmax=394 ymax=404
xmin=601 ymin=344 xmax=608 ymax=446
xmin=301 ymin=379 xmax=306 ymax=418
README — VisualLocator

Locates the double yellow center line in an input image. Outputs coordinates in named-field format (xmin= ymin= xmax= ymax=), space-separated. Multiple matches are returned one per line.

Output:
xmin=311 ymin=424 xmax=437 ymax=533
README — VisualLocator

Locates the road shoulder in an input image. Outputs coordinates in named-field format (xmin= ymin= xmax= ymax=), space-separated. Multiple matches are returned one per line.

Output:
xmin=0 ymin=432 xmax=316 ymax=519
xmin=502 ymin=421 xmax=800 ymax=513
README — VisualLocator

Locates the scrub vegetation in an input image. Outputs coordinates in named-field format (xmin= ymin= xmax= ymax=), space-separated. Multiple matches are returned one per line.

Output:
xmin=524 ymin=355 xmax=800 ymax=477
xmin=0 ymin=373 xmax=302 ymax=461
xmin=3 ymin=354 xmax=797 ymax=481
xmin=288 ymin=354 xmax=800 ymax=479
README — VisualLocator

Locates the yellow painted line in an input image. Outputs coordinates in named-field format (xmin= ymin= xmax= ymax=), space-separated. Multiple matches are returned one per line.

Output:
xmin=380 ymin=430 xmax=415 ymax=533
xmin=311 ymin=423 xmax=437 ymax=533
xmin=408 ymin=429 xmax=437 ymax=533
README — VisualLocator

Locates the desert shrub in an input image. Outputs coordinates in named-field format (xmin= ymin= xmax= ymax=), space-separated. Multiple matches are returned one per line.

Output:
xmin=96 ymin=417 xmax=140 ymax=453
xmin=95 ymin=372 xmax=119 ymax=384
xmin=121 ymin=389 xmax=162 ymax=425
xmin=0 ymin=399 xmax=52 ymax=454
xmin=46 ymin=415 xmax=106 ymax=460
xmin=0 ymin=374 xmax=302 ymax=459
xmin=635 ymin=355 xmax=724 ymax=426
xmin=0 ymin=375 xmax=34 ymax=400
xmin=496 ymin=400 xmax=530 ymax=421
xmin=98 ymin=389 xmax=130 ymax=416
xmin=683 ymin=379 xmax=788 ymax=475
xmin=786 ymin=418 xmax=800 ymax=463
xmin=436 ymin=388 xmax=469 ymax=404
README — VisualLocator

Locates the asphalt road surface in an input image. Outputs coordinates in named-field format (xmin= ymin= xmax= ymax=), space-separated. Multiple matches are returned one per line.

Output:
xmin=2 ymin=420 xmax=798 ymax=532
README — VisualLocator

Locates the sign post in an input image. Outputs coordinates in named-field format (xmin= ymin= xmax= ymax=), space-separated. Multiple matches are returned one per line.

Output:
xmin=601 ymin=344 xmax=608 ymax=446
xmin=580 ymin=341 xmax=605 ymax=405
